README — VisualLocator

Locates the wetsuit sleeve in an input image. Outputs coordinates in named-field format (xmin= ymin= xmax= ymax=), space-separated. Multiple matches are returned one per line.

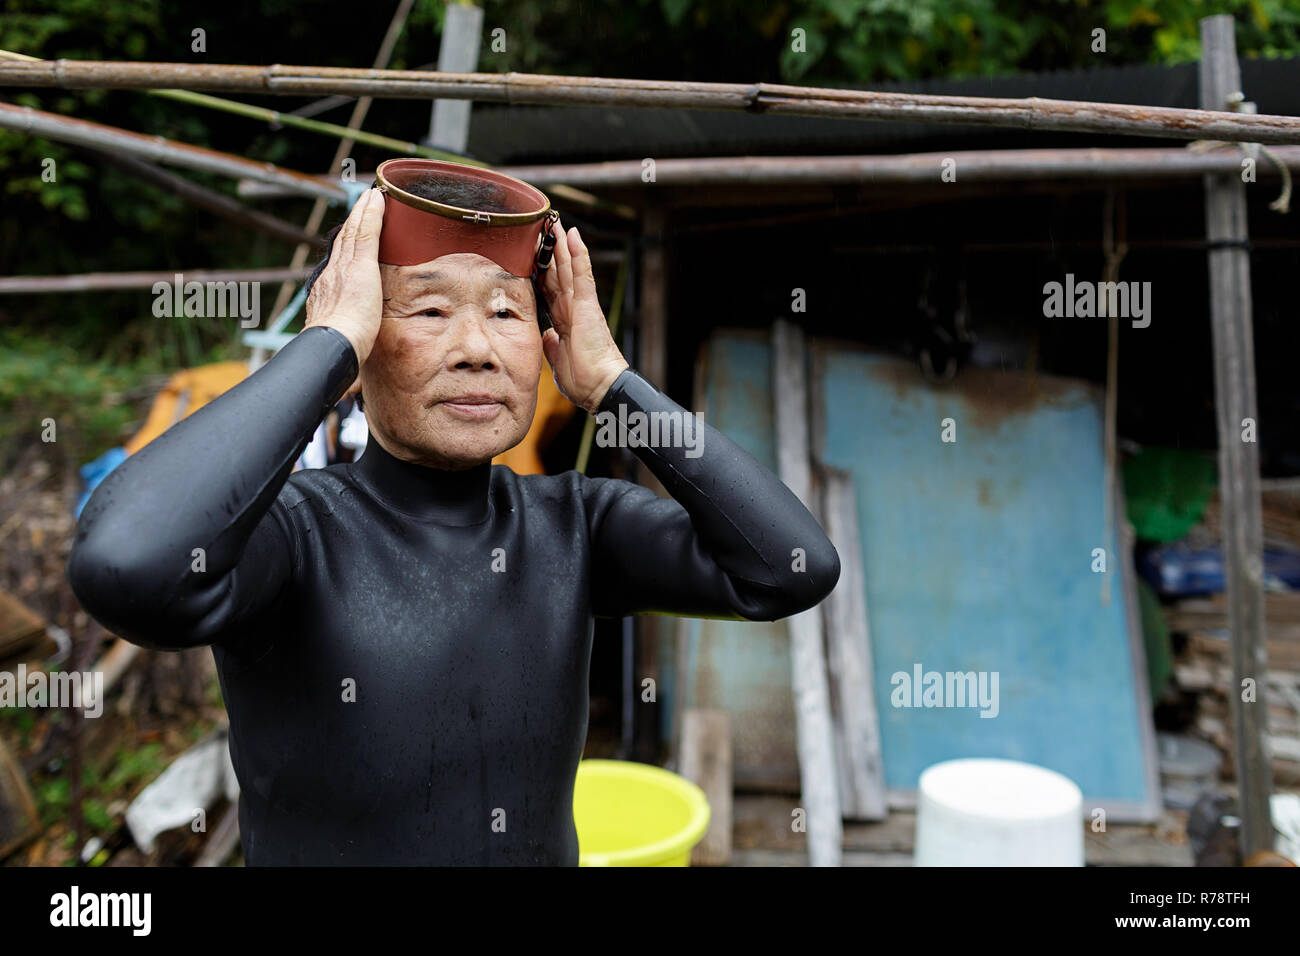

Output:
xmin=66 ymin=326 xmax=359 ymax=651
xmin=583 ymin=368 xmax=840 ymax=622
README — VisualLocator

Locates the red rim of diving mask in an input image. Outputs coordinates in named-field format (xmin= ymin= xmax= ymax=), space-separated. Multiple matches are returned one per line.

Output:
xmin=374 ymin=159 xmax=555 ymax=278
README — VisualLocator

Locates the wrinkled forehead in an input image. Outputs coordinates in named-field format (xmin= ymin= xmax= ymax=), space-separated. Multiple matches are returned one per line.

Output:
xmin=381 ymin=253 xmax=532 ymax=299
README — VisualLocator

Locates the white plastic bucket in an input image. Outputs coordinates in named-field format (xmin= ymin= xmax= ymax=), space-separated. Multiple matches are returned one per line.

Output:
xmin=914 ymin=758 xmax=1085 ymax=866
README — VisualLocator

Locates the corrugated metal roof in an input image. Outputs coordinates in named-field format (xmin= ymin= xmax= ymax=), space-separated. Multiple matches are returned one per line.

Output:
xmin=466 ymin=57 xmax=1300 ymax=164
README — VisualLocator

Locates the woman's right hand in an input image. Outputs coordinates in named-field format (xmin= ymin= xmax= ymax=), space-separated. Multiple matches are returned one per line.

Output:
xmin=304 ymin=187 xmax=386 ymax=374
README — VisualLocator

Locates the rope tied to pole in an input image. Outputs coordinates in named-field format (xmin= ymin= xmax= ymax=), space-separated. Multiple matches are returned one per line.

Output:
xmin=1188 ymin=91 xmax=1292 ymax=213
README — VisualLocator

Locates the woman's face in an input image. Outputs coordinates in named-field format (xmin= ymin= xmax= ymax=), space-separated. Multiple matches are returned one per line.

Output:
xmin=361 ymin=253 xmax=543 ymax=470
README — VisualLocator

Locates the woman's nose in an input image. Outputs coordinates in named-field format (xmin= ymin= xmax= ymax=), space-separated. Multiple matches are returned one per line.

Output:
xmin=447 ymin=313 xmax=496 ymax=369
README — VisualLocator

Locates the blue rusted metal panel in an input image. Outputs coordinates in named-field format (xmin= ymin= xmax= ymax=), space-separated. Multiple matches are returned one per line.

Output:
xmin=687 ymin=330 xmax=1159 ymax=818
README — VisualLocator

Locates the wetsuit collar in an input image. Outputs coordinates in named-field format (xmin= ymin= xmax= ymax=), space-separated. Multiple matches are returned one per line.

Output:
xmin=350 ymin=435 xmax=492 ymax=525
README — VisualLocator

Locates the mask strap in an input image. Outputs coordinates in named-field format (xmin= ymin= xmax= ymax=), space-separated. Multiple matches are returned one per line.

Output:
xmin=531 ymin=210 xmax=561 ymax=332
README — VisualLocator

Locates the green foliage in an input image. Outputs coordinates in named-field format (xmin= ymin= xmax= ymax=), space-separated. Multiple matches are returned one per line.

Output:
xmin=82 ymin=797 xmax=113 ymax=830
xmin=1 ymin=1 xmax=165 ymax=221
xmin=36 ymin=775 xmax=70 ymax=827
xmin=16 ymin=692 xmax=223 ymax=857
xmin=99 ymin=741 xmax=166 ymax=794
xmin=773 ymin=0 xmax=1300 ymax=83
xmin=0 ymin=705 xmax=39 ymax=750
xmin=1117 ymin=0 xmax=1300 ymax=63
xmin=28 ymin=735 xmax=171 ymax=848
xmin=0 ymin=330 xmax=160 ymax=468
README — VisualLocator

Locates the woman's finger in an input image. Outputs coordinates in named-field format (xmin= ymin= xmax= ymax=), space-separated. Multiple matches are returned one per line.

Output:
xmin=553 ymin=218 xmax=574 ymax=298
xmin=336 ymin=188 xmax=376 ymax=261
xmin=354 ymin=188 xmax=386 ymax=256
xmin=539 ymin=217 xmax=569 ymax=333
xmin=541 ymin=326 xmax=562 ymax=370
xmin=569 ymin=226 xmax=597 ymax=304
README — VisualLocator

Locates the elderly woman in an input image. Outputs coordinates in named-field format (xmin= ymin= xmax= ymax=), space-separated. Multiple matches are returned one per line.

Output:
xmin=67 ymin=164 xmax=839 ymax=866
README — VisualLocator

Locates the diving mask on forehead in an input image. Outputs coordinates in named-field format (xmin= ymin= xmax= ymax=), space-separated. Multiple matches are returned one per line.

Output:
xmin=373 ymin=158 xmax=561 ymax=330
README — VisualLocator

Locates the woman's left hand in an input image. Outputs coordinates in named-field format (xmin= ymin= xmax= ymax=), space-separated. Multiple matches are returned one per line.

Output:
xmin=539 ymin=218 xmax=629 ymax=414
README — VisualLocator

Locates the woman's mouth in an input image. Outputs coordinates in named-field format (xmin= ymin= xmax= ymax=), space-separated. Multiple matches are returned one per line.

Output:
xmin=440 ymin=396 xmax=504 ymax=421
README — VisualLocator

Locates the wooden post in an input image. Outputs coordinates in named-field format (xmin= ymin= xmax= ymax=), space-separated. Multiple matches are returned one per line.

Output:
xmin=425 ymin=2 xmax=483 ymax=152
xmin=636 ymin=205 xmax=669 ymax=432
xmin=631 ymin=200 xmax=669 ymax=761
xmin=1199 ymin=13 xmax=1274 ymax=857
xmin=819 ymin=466 xmax=888 ymax=821
xmin=773 ymin=318 xmax=842 ymax=865
xmin=679 ymin=709 xmax=732 ymax=866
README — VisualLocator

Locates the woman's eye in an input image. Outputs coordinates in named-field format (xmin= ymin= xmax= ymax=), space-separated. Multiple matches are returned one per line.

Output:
xmin=495 ymin=309 xmax=516 ymax=319
xmin=422 ymin=308 xmax=443 ymax=317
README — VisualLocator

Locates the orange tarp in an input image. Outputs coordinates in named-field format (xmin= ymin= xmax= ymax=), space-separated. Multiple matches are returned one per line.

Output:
xmin=492 ymin=364 xmax=576 ymax=475
xmin=123 ymin=362 xmax=249 ymax=455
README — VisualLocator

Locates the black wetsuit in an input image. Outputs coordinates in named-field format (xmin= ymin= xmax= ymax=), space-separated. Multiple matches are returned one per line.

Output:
xmin=66 ymin=326 xmax=840 ymax=865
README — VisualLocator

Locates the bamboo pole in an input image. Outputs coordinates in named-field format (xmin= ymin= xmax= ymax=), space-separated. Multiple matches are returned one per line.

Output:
xmin=234 ymin=145 xmax=1300 ymax=200
xmin=499 ymin=146 xmax=1300 ymax=188
xmin=2 ymin=59 xmax=1299 ymax=144
xmin=95 ymin=151 xmax=325 ymax=248
xmin=0 ymin=45 xmax=477 ymax=164
xmin=0 ymin=267 xmax=311 ymax=294
xmin=833 ymin=237 xmax=1300 ymax=254
xmin=0 ymin=50 xmax=631 ymax=221
xmin=0 ymin=100 xmax=345 ymax=201
xmin=157 ymin=88 xmax=474 ymax=163
xmin=1200 ymin=13 xmax=1274 ymax=860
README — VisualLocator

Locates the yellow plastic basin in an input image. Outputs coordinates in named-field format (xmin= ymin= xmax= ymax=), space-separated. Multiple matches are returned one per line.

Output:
xmin=573 ymin=759 xmax=711 ymax=867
